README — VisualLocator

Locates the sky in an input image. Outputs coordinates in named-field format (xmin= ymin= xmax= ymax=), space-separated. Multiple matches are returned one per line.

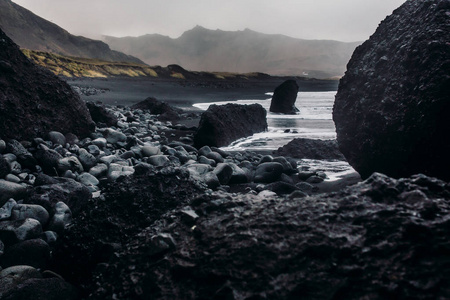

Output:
xmin=13 ymin=0 xmax=406 ymax=42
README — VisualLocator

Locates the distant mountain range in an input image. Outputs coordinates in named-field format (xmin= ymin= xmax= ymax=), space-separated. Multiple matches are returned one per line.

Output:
xmin=104 ymin=26 xmax=361 ymax=78
xmin=0 ymin=0 xmax=143 ymax=64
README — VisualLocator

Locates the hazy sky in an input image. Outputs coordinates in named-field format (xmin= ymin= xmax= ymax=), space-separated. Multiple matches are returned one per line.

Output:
xmin=13 ymin=0 xmax=406 ymax=42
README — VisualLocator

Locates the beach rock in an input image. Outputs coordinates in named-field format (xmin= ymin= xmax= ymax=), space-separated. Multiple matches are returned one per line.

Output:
xmin=194 ymin=103 xmax=267 ymax=148
xmin=11 ymin=204 xmax=49 ymax=226
xmin=0 ymin=199 xmax=16 ymax=221
xmin=0 ymin=29 xmax=94 ymax=140
xmin=6 ymin=140 xmax=36 ymax=170
xmin=89 ymin=163 xmax=108 ymax=178
xmin=90 ymin=173 xmax=450 ymax=299
xmin=228 ymin=163 xmax=249 ymax=184
xmin=107 ymin=164 xmax=135 ymax=181
xmin=147 ymin=155 xmax=170 ymax=168
xmin=102 ymin=128 xmax=127 ymax=145
xmin=77 ymin=148 xmax=97 ymax=171
xmin=0 ymin=140 xmax=6 ymax=153
xmin=269 ymin=80 xmax=299 ymax=114
xmin=0 ymin=155 xmax=10 ymax=178
xmin=333 ymin=0 xmax=450 ymax=180
xmin=254 ymin=162 xmax=284 ymax=183
xmin=0 ymin=218 xmax=42 ymax=246
xmin=34 ymin=144 xmax=63 ymax=175
xmin=27 ymin=179 xmax=91 ymax=215
xmin=57 ymin=156 xmax=83 ymax=174
xmin=47 ymin=131 xmax=66 ymax=146
xmin=275 ymin=138 xmax=345 ymax=160
xmin=0 ymin=278 xmax=78 ymax=300
xmin=1 ymin=238 xmax=51 ymax=269
xmin=213 ymin=163 xmax=233 ymax=185
xmin=141 ymin=145 xmax=161 ymax=157
xmin=0 ymin=266 xmax=42 ymax=298
xmin=86 ymin=101 xmax=118 ymax=127
xmin=0 ymin=180 xmax=27 ymax=206
xmin=131 ymin=97 xmax=182 ymax=121
xmin=48 ymin=202 xmax=72 ymax=234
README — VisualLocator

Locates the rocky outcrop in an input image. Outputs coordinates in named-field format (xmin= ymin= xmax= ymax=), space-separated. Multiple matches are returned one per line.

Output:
xmin=275 ymin=138 xmax=345 ymax=160
xmin=86 ymin=102 xmax=118 ymax=127
xmin=0 ymin=29 xmax=94 ymax=140
xmin=131 ymin=97 xmax=183 ymax=121
xmin=88 ymin=173 xmax=450 ymax=299
xmin=194 ymin=103 xmax=267 ymax=148
xmin=333 ymin=0 xmax=450 ymax=180
xmin=269 ymin=80 xmax=299 ymax=114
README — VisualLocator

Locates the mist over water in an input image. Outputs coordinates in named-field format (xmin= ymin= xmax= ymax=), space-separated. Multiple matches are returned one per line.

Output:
xmin=193 ymin=91 xmax=337 ymax=151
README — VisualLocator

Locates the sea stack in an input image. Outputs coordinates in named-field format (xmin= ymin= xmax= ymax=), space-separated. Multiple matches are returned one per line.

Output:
xmin=333 ymin=0 xmax=450 ymax=180
xmin=269 ymin=80 xmax=299 ymax=114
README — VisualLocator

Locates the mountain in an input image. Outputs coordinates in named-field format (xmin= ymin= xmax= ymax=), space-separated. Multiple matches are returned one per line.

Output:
xmin=104 ymin=26 xmax=361 ymax=78
xmin=0 ymin=0 xmax=143 ymax=64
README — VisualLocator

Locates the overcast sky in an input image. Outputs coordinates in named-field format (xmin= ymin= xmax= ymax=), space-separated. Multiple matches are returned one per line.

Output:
xmin=13 ymin=0 xmax=406 ymax=42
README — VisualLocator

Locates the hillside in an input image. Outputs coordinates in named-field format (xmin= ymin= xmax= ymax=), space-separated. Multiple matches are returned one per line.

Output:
xmin=22 ymin=49 xmax=280 ymax=81
xmin=104 ymin=26 xmax=361 ymax=78
xmin=0 ymin=0 xmax=143 ymax=64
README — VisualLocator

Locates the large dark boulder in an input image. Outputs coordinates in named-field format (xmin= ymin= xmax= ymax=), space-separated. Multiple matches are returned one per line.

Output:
xmin=275 ymin=138 xmax=345 ymax=160
xmin=194 ymin=103 xmax=267 ymax=148
xmin=0 ymin=29 xmax=94 ymax=140
xmin=333 ymin=0 xmax=450 ymax=180
xmin=89 ymin=173 xmax=450 ymax=299
xmin=269 ymin=80 xmax=299 ymax=114
xmin=86 ymin=102 xmax=118 ymax=127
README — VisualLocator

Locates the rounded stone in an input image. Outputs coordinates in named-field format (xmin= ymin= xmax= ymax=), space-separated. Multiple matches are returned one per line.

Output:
xmin=213 ymin=163 xmax=233 ymax=185
xmin=147 ymin=155 xmax=170 ymax=167
xmin=11 ymin=204 xmax=50 ymax=226
xmin=254 ymin=162 xmax=284 ymax=183
xmin=141 ymin=145 xmax=161 ymax=157
xmin=1 ymin=238 xmax=51 ymax=269
xmin=77 ymin=148 xmax=97 ymax=170
xmin=47 ymin=131 xmax=66 ymax=146
xmin=78 ymin=172 xmax=100 ymax=186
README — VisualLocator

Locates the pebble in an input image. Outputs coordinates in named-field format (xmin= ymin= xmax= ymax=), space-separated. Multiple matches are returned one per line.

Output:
xmin=57 ymin=156 xmax=84 ymax=173
xmin=78 ymin=148 xmax=97 ymax=170
xmin=11 ymin=204 xmax=50 ymax=226
xmin=89 ymin=163 xmax=108 ymax=178
xmin=0 ymin=218 xmax=43 ymax=245
xmin=213 ymin=163 xmax=233 ymax=185
xmin=47 ymin=131 xmax=66 ymax=146
xmin=78 ymin=172 xmax=100 ymax=186
xmin=48 ymin=202 xmax=72 ymax=234
xmin=147 ymin=155 xmax=170 ymax=167
xmin=0 ymin=199 xmax=17 ymax=221
xmin=0 ymin=180 xmax=27 ymax=205
xmin=5 ymin=174 xmax=20 ymax=183
xmin=254 ymin=162 xmax=284 ymax=183
xmin=0 ymin=139 xmax=6 ymax=153
xmin=141 ymin=145 xmax=161 ymax=157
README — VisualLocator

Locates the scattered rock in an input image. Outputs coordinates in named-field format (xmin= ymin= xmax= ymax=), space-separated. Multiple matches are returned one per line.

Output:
xmin=254 ymin=162 xmax=284 ymax=183
xmin=86 ymin=102 xmax=118 ymax=127
xmin=0 ymin=180 xmax=27 ymax=206
xmin=275 ymin=138 xmax=345 ymax=160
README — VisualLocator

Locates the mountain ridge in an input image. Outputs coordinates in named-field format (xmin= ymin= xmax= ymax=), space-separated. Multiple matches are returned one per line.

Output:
xmin=0 ymin=0 xmax=144 ymax=64
xmin=104 ymin=25 xmax=361 ymax=78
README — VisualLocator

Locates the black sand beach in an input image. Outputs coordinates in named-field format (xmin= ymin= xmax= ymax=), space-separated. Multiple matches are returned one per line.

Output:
xmin=66 ymin=77 xmax=339 ymax=109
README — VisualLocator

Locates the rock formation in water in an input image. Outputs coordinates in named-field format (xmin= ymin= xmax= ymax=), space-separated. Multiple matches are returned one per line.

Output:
xmin=131 ymin=97 xmax=183 ymax=121
xmin=269 ymin=80 xmax=300 ymax=114
xmin=0 ymin=29 xmax=94 ymax=140
xmin=194 ymin=103 xmax=267 ymax=148
xmin=333 ymin=0 xmax=450 ymax=180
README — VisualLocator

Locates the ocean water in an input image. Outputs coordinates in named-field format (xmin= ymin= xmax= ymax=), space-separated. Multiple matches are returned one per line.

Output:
xmin=193 ymin=91 xmax=357 ymax=181
xmin=193 ymin=91 xmax=337 ymax=151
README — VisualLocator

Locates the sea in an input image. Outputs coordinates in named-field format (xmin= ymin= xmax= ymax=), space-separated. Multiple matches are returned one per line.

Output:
xmin=193 ymin=91 xmax=356 ymax=181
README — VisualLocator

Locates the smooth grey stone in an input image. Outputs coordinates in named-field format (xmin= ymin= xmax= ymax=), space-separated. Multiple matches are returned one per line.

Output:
xmin=0 ymin=198 xmax=17 ymax=221
xmin=213 ymin=163 xmax=233 ymax=185
xmin=0 ymin=139 xmax=6 ymax=154
xmin=91 ymin=137 xmax=108 ymax=149
xmin=99 ymin=154 xmax=119 ymax=166
xmin=147 ymin=155 xmax=170 ymax=167
xmin=0 ymin=265 xmax=42 ymax=297
xmin=103 ymin=128 xmax=127 ymax=144
xmin=204 ymin=171 xmax=220 ymax=189
xmin=254 ymin=162 xmax=284 ymax=183
xmin=78 ymin=172 xmax=100 ymax=186
xmin=206 ymin=151 xmax=224 ymax=163
xmin=187 ymin=163 xmax=212 ymax=177
xmin=0 ymin=218 xmax=43 ymax=245
xmin=89 ymin=163 xmax=108 ymax=178
xmin=258 ymin=155 xmax=274 ymax=164
xmin=78 ymin=148 xmax=97 ymax=170
xmin=228 ymin=163 xmax=249 ymax=184
xmin=87 ymin=144 xmax=101 ymax=156
xmin=5 ymin=174 xmax=20 ymax=183
xmin=306 ymin=175 xmax=325 ymax=184
xmin=198 ymin=156 xmax=216 ymax=166
xmin=63 ymin=170 xmax=77 ymax=180
xmin=273 ymin=156 xmax=296 ymax=174
xmin=47 ymin=202 xmax=72 ymax=234
xmin=11 ymin=204 xmax=50 ymax=226
xmin=9 ymin=161 xmax=22 ymax=175
xmin=47 ymin=131 xmax=66 ymax=146
xmin=198 ymin=146 xmax=212 ymax=157
xmin=58 ymin=156 xmax=83 ymax=173
xmin=141 ymin=145 xmax=161 ymax=157
xmin=41 ymin=231 xmax=58 ymax=245
xmin=2 ymin=153 xmax=17 ymax=163
xmin=107 ymin=164 xmax=134 ymax=181
xmin=0 ymin=180 xmax=27 ymax=206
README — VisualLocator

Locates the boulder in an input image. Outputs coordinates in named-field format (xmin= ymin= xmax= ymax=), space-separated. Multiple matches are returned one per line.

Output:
xmin=275 ymin=138 xmax=345 ymax=160
xmin=131 ymin=97 xmax=182 ymax=121
xmin=0 ymin=238 xmax=51 ymax=269
xmin=269 ymin=80 xmax=299 ymax=114
xmin=194 ymin=103 xmax=267 ymax=148
xmin=333 ymin=0 xmax=450 ymax=180
xmin=0 ymin=29 xmax=94 ymax=140
xmin=86 ymin=101 xmax=118 ymax=127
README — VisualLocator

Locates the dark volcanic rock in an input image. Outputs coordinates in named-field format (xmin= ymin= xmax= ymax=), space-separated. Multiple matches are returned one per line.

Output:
xmin=131 ymin=97 xmax=183 ymax=121
xmin=86 ymin=102 xmax=118 ymax=127
xmin=0 ymin=29 xmax=94 ymax=140
xmin=194 ymin=103 xmax=267 ymax=148
xmin=269 ymin=80 xmax=299 ymax=114
xmin=333 ymin=0 xmax=450 ymax=180
xmin=89 ymin=173 xmax=450 ymax=299
xmin=275 ymin=138 xmax=345 ymax=160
